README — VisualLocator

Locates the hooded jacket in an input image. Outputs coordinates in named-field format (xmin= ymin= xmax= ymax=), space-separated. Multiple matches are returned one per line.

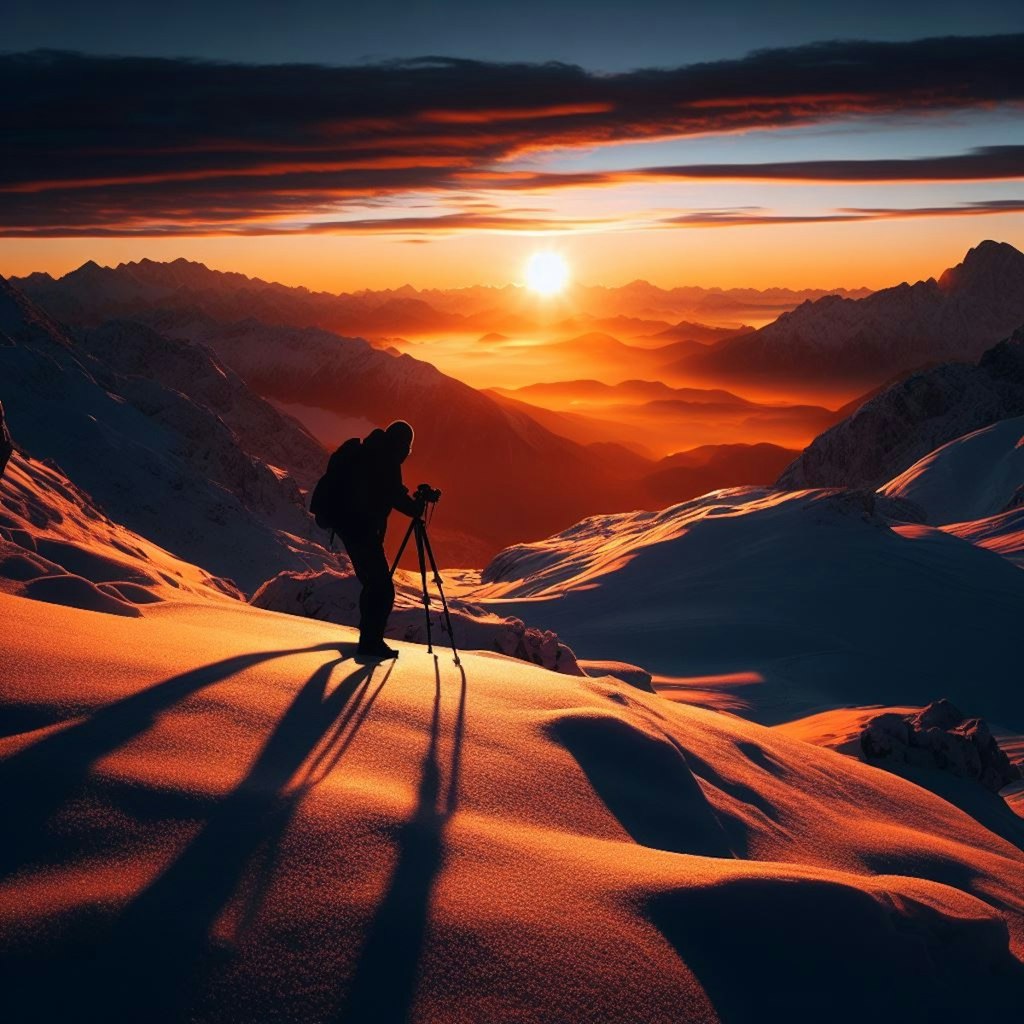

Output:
xmin=338 ymin=428 xmax=419 ymax=535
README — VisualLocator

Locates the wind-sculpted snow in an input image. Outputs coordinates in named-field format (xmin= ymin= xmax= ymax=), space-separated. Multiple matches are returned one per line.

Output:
xmin=778 ymin=325 xmax=1024 ymax=490
xmin=880 ymin=415 xmax=1024 ymax=525
xmin=1 ymin=592 xmax=1022 ymax=1021
xmin=944 ymin=506 xmax=1024 ymax=568
xmin=475 ymin=487 xmax=1024 ymax=726
xmin=251 ymin=566 xmax=583 ymax=675
xmin=0 ymin=276 xmax=337 ymax=592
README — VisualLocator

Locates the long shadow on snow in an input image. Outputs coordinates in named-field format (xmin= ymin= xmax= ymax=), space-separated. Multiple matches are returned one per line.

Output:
xmin=335 ymin=655 xmax=466 ymax=1024
xmin=0 ymin=641 xmax=350 ymax=881
xmin=95 ymin=656 xmax=394 ymax=1023
xmin=5 ymin=648 xmax=392 ymax=1023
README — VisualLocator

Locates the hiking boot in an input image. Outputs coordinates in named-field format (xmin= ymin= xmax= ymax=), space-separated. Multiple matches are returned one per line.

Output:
xmin=357 ymin=640 xmax=399 ymax=660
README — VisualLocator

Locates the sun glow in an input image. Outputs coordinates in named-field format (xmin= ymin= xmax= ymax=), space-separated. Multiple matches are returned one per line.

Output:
xmin=525 ymin=251 xmax=570 ymax=295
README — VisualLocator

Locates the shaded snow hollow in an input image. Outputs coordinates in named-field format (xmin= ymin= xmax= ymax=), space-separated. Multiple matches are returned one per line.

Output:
xmin=472 ymin=487 xmax=1024 ymax=726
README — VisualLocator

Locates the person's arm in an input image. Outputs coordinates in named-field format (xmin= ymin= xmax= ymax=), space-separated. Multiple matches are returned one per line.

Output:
xmin=389 ymin=462 xmax=423 ymax=518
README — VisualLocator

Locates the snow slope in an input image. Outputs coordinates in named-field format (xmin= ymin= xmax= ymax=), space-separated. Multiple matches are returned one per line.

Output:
xmin=1 ymin=453 xmax=240 ymax=612
xmin=1 ymin=591 xmax=1022 ymax=1022
xmin=778 ymin=325 xmax=1024 ymax=490
xmin=472 ymin=488 xmax=1024 ymax=727
xmin=943 ymin=506 xmax=1024 ymax=569
xmin=880 ymin=416 xmax=1024 ymax=525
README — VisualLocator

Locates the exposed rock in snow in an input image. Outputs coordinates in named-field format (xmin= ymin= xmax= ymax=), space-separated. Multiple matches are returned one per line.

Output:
xmin=778 ymin=325 xmax=1024 ymax=490
xmin=879 ymin=416 xmax=1024 ymax=525
xmin=686 ymin=240 xmax=1024 ymax=384
xmin=861 ymin=700 xmax=1022 ymax=793
xmin=251 ymin=566 xmax=583 ymax=674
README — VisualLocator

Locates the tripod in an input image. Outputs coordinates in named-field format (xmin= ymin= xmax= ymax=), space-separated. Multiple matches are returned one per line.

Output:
xmin=390 ymin=508 xmax=461 ymax=665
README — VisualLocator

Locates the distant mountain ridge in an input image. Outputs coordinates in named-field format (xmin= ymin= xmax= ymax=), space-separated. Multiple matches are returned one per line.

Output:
xmin=11 ymin=257 xmax=869 ymax=338
xmin=126 ymin=309 xmax=649 ymax=559
xmin=682 ymin=241 xmax=1024 ymax=387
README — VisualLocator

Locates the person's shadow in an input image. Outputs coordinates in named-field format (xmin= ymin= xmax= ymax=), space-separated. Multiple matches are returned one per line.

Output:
xmin=335 ymin=655 xmax=467 ymax=1024
xmin=0 ymin=641 xmax=351 ymax=881
xmin=3 ymin=643 xmax=392 ymax=1022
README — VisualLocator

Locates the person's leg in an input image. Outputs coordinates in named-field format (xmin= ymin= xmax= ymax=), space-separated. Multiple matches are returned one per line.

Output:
xmin=341 ymin=531 xmax=395 ymax=650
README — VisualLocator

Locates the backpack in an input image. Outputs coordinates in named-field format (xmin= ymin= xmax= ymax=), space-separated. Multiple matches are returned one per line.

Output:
xmin=310 ymin=437 xmax=362 ymax=531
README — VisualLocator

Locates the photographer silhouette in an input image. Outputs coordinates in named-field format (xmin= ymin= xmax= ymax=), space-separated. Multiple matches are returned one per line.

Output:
xmin=313 ymin=420 xmax=424 ymax=659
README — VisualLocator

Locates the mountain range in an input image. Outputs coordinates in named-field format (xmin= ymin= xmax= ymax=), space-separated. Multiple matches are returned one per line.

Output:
xmin=0 ymin=277 xmax=334 ymax=591
xmin=682 ymin=240 xmax=1024 ymax=387
xmin=11 ymin=259 xmax=866 ymax=337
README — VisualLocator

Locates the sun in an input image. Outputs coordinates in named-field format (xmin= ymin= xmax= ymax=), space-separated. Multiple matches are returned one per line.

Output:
xmin=525 ymin=251 xmax=570 ymax=295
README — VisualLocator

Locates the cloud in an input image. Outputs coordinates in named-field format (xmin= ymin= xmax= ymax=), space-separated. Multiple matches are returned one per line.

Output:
xmin=2 ymin=36 xmax=1023 ymax=235
xmin=470 ymin=146 xmax=1024 ymax=189
xmin=658 ymin=199 xmax=1024 ymax=228
xmin=0 ymin=210 xmax=618 ymax=238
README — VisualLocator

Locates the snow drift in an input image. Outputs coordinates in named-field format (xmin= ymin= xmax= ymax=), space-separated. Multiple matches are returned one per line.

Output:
xmin=473 ymin=487 xmax=1024 ymax=726
xmin=1 ymin=591 xmax=1022 ymax=1022
xmin=251 ymin=566 xmax=582 ymax=675
xmin=1 ymin=453 xmax=240 ymax=612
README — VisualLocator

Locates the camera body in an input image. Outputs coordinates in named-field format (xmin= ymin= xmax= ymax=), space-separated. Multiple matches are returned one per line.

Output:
xmin=415 ymin=482 xmax=442 ymax=504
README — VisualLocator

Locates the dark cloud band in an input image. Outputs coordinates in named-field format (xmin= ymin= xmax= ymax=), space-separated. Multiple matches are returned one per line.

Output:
xmin=2 ymin=35 xmax=1022 ymax=234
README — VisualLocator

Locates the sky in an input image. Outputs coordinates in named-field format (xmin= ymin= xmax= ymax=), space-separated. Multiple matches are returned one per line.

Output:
xmin=2 ymin=1 xmax=1024 ymax=291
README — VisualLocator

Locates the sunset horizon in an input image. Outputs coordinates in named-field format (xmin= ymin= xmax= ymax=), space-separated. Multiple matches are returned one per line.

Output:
xmin=3 ymin=4 xmax=1023 ymax=1022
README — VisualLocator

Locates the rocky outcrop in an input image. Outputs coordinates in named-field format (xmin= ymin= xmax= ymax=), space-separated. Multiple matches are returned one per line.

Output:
xmin=778 ymin=325 xmax=1024 ymax=490
xmin=860 ymin=700 xmax=1021 ymax=792
xmin=251 ymin=566 xmax=583 ymax=675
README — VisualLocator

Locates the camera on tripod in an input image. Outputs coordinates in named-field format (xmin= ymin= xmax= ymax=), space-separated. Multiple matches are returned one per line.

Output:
xmin=415 ymin=482 xmax=442 ymax=504
xmin=392 ymin=480 xmax=460 ymax=665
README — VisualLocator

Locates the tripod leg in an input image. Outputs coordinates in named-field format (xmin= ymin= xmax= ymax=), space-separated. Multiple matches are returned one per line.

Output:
xmin=414 ymin=520 xmax=434 ymax=654
xmin=419 ymin=522 xmax=461 ymax=666
xmin=389 ymin=517 xmax=416 ymax=577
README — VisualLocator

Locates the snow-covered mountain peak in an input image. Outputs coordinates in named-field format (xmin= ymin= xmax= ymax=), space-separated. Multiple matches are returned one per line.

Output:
xmin=939 ymin=239 xmax=1024 ymax=292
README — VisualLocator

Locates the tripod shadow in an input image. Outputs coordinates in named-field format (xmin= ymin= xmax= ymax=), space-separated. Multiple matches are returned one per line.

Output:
xmin=335 ymin=655 xmax=467 ymax=1023
xmin=0 ymin=641 xmax=349 ymax=882
xmin=67 ymin=654 xmax=395 ymax=1023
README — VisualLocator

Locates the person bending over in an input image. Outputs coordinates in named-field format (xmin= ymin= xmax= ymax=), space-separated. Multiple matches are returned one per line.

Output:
xmin=333 ymin=420 xmax=424 ymax=659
